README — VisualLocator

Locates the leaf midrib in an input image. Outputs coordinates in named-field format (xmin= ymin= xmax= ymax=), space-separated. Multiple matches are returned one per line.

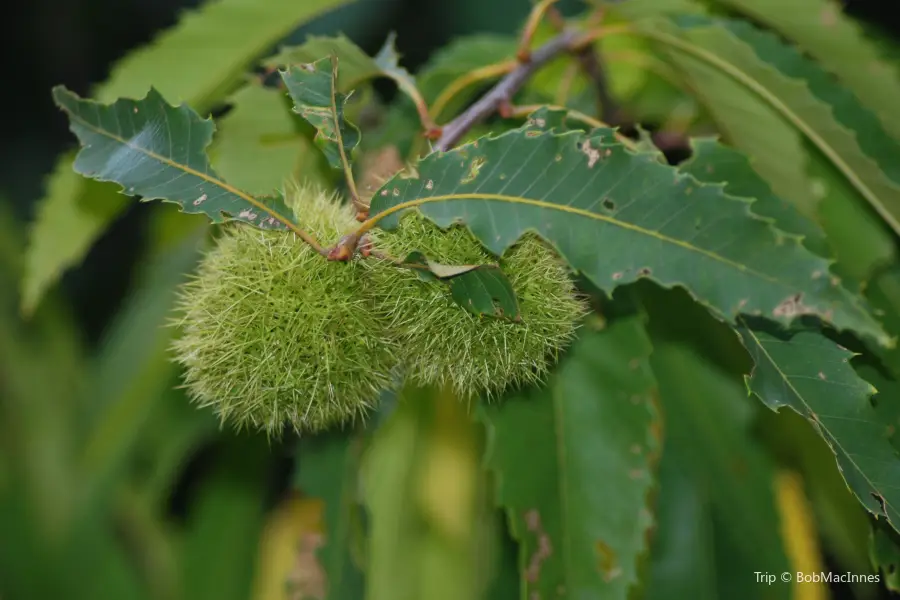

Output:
xmin=634 ymin=26 xmax=900 ymax=235
xmin=366 ymin=192 xmax=799 ymax=291
xmin=740 ymin=325 xmax=896 ymax=523
xmin=59 ymin=100 xmax=302 ymax=235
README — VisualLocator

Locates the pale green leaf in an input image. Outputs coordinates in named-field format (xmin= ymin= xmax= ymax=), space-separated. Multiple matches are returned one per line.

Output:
xmin=268 ymin=32 xmax=421 ymax=111
xmin=652 ymin=28 xmax=819 ymax=220
xmin=809 ymin=143 xmax=896 ymax=284
xmin=214 ymin=83 xmax=326 ymax=196
xmin=480 ymin=318 xmax=660 ymax=598
xmin=23 ymin=0 xmax=351 ymax=315
xmin=368 ymin=126 xmax=888 ymax=346
xmin=606 ymin=0 xmax=707 ymax=20
xmin=53 ymin=87 xmax=299 ymax=231
xmin=867 ymin=266 xmax=900 ymax=377
xmin=717 ymin=0 xmax=900 ymax=138
xmin=362 ymin=385 xmax=495 ymax=600
xmin=21 ymin=158 xmax=128 ymax=314
xmin=265 ymin=34 xmax=380 ymax=86
xmin=281 ymin=57 xmax=361 ymax=171
xmin=372 ymin=32 xmax=420 ymax=106
xmin=738 ymin=326 xmax=900 ymax=532
xmin=95 ymin=0 xmax=351 ymax=107
xmin=643 ymin=16 xmax=900 ymax=236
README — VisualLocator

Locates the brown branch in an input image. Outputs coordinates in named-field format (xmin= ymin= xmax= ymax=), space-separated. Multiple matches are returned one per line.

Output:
xmin=573 ymin=45 xmax=620 ymax=124
xmin=549 ymin=6 xmax=620 ymax=124
xmin=434 ymin=29 xmax=579 ymax=152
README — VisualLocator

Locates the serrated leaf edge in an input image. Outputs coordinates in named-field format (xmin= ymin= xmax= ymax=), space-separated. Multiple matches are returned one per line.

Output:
xmin=52 ymin=85 xmax=306 ymax=235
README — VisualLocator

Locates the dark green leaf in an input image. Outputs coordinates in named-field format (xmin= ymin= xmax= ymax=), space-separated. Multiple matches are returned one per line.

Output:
xmin=295 ymin=432 xmax=366 ymax=600
xmin=368 ymin=127 xmax=888 ymax=346
xmin=79 ymin=212 xmax=208 ymax=505
xmin=23 ymin=0 xmax=350 ymax=315
xmin=644 ymin=442 xmax=717 ymax=599
xmin=680 ymin=137 xmax=828 ymax=254
xmin=52 ymin=86 xmax=299 ymax=230
xmin=870 ymin=524 xmax=900 ymax=592
xmin=182 ymin=435 xmax=272 ymax=600
xmin=738 ymin=327 xmax=900 ymax=532
xmin=400 ymin=251 xmax=520 ymax=320
xmin=650 ymin=342 xmax=792 ymax=600
xmin=480 ymin=317 xmax=660 ymax=598
xmin=281 ymin=57 xmax=361 ymax=171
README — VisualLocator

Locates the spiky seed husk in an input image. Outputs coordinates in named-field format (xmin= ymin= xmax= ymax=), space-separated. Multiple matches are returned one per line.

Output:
xmin=171 ymin=186 xmax=398 ymax=435
xmin=365 ymin=211 xmax=588 ymax=399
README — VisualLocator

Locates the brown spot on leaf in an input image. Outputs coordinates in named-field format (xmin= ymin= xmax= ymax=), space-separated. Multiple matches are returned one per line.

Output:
xmin=525 ymin=509 xmax=541 ymax=532
xmin=630 ymin=444 xmax=642 ymax=455
xmin=629 ymin=358 xmax=642 ymax=370
xmin=773 ymin=293 xmax=816 ymax=319
xmin=596 ymin=541 xmax=622 ymax=582
xmin=602 ymin=198 xmax=615 ymax=211
xmin=628 ymin=469 xmax=645 ymax=480
xmin=193 ymin=193 xmax=207 ymax=206
xmin=461 ymin=157 xmax=486 ymax=184
xmin=818 ymin=371 xmax=827 ymax=380
xmin=523 ymin=509 xmax=553 ymax=583
xmin=580 ymin=139 xmax=601 ymax=168
xmin=612 ymin=272 xmax=624 ymax=281
xmin=286 ymin=530 xmax=326 ymax=600
xmin=638 ymin=267 xmax=651 ymax=277
xmin=820 ymin=5 xmax=838 ymax=26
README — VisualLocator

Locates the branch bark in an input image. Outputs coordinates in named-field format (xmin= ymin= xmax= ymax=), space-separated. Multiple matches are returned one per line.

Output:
xmin=433 ymin=29 xmax=579 ymax=152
